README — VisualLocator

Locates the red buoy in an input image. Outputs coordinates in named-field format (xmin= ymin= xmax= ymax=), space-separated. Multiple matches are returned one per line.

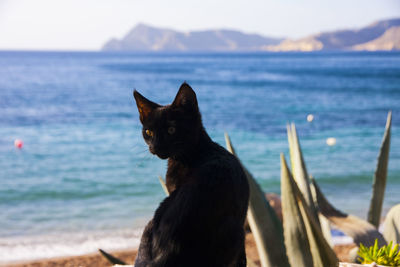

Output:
xmin=14 ymin=139 xmax=23 ymax=149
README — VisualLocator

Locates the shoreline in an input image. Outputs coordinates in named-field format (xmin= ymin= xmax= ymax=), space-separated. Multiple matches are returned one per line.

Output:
xmin=2 ymin=233 xmax=356 ymax=267
xmin=2 ymin=248 xmax=138 ymax=267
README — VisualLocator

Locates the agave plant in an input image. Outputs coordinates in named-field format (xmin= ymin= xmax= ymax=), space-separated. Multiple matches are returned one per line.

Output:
xmin=286 ymin=112 xmax=392 ymax=249
xmin=358 ymin=239 xmax=400 ymax=266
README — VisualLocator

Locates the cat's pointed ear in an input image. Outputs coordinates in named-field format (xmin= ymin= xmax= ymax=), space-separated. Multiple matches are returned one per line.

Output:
xmin=133 ymin=90 xmax=160 ymax=123
xmin=172 ymin=82 xmax=198 ymax=111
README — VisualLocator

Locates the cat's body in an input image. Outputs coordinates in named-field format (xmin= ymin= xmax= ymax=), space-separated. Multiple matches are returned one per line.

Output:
xmin=133 ymin=83 xmax=249 ymax=267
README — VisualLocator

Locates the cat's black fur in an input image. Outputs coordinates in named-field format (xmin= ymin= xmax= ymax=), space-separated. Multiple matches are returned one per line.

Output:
xmin=133 ymin=83 xmax=249 ymax=267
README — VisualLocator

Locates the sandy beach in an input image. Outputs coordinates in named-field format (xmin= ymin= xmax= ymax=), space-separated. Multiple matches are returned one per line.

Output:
xmin=3 ymin=233 xmax=356 ymax=267
xmin=2 ymin=249 xmax=138 ymax=267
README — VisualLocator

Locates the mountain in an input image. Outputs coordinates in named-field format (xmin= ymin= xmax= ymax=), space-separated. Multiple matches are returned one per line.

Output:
xmin=263 ymin=36 xmax=323 ymax=52
xmin=102 ymin=24 xmax=283 ymax=52
xmin=265 ymin=18 xmax=400 ymax=52
xmin=102 ymin=18 xmax=400 ymax=52
xmin=352 ymin=26 xmax=400 ymax=51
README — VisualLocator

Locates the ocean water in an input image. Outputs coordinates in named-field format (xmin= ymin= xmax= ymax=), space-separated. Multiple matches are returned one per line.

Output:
xmin=0 ymin=51 xmax=399 ymax=262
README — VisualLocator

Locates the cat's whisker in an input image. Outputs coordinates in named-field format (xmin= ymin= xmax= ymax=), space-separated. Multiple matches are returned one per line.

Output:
xmin=135 ymin=154 xmax=153 ymax=167
xmin=134 ymin=148 xmax=150 ymax=154
xmin=130 ymin=143 xmax=145 ymax=151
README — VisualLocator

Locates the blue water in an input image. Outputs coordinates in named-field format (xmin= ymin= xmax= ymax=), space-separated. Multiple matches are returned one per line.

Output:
xmin=0 ymin=51 xmax=399 ymax=262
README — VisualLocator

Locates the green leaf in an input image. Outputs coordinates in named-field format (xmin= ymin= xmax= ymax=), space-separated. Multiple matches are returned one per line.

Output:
xmin=386 ymin=241 xmax=393 ymax=257
xmin=391 ymin=243 xmax=399 ymax=258
xmin=373 ymin=239 xmax=379 ymax=258
xmin=225 ymin=133 xmax=290 ymax=267
xmin=358 ymin=239 xmax=400 ymax=266
xmin=368 ymin=111 xmax=392 ymax=228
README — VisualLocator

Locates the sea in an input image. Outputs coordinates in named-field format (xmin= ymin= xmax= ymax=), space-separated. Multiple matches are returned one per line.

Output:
xmin=0 ymin=51 xmax=399 ymax=263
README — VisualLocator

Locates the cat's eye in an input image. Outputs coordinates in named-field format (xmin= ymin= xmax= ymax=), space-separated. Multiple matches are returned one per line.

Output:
xmin=168 ymin=127 xmax=176 ymax=135
xmin=145 ymin=129 xmax=154 ymax=137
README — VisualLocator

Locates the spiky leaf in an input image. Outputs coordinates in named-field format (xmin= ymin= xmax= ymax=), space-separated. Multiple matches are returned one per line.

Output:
xmin=310 ymin=177 xmax=333 ymax=247
xmin=280 ymin=153 xmax=314 ymax=267
xmin=98 ymin=249 xmax=128 ymax=265
xmin=312 ymin=179 xmax=387 ymax=248
xmin=358 ymin=239 xmax=400 ymax=265
xmin=368 ymin=111 xmax=392 ymax=228
xmin=287 ymin=123 xmax=320 ymax=226
xmin=282 ymin=155 xmax=339 ymax=266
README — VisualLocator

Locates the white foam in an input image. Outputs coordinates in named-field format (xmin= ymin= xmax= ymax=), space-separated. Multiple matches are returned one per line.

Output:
xmin=332 ymin=235 xmax=354 ymax=245
xmin=0 ymin=228 xmax=143 ymax=263
xmin=0 ymin=227 xmax=357 ymax=264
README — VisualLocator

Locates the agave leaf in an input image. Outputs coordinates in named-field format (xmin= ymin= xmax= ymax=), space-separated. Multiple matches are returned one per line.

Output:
xmin=280 ymin=153 xmax=314 ymax=267
xmin=288 ymin=123 xmax=320 ymax=226
xmin=98 ymin=249 xmax=128 ymax=265
xmin=286 ymin=124 xmax=295 ymax=172
xmin=283 ymin=154 xmax=339 ymax=266
xmin=368 ymin=111 xmax=392 ymax=228
xmin=312 ymin=179 xmax=387 ymax=247
xmin=383 ymin=203 xmax=400 ymax=244
xmin=246 ymin=257 xmax=258 ymax=267
xmin=225 ymin=133 xmax=290 ymax=267
xmin=310 ymin=177 xmax=334 ymax=247
xmin=319 ymin=213 xmax=334 ymax=247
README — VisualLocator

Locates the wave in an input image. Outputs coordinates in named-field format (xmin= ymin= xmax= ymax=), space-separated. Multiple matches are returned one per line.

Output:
xmin=0 ymin=226 xmax=354 ymax=264
xmin=0 ymin=228 xmax=143 ymax=263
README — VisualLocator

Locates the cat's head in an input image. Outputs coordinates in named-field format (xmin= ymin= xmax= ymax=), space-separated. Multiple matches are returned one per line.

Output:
xmin=133 ymin=83 xmax=202 ymax=159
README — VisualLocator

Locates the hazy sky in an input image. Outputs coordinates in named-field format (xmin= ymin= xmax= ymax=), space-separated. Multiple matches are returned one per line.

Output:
xmin=0 ymin=0 xmax=399 ymax=50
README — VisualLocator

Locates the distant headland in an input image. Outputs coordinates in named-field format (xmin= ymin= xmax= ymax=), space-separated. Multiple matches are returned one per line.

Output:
xmin=102 ymin=18 xmax=400 ymax=52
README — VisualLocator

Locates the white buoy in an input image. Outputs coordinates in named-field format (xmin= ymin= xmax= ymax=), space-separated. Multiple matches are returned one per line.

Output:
xmin=326 ymin=137 xmax=336 ymax=146
xmin=307 ymin=114 xmax=314 ymax=122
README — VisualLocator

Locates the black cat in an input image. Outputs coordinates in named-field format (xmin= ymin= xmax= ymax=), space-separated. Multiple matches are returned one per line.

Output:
xmin=133 ymin=83 xmax=249 ymax=267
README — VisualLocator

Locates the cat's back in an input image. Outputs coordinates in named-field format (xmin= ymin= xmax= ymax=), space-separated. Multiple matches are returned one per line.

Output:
xmin=192 ymin=142 xmax=249 ymax=211
xmin=196 ymin=141 xmax=246 ymax=183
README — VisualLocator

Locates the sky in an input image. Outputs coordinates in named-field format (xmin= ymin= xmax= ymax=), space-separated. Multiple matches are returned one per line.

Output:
xmin=0 ymin=0 xmax=399 ymax=51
